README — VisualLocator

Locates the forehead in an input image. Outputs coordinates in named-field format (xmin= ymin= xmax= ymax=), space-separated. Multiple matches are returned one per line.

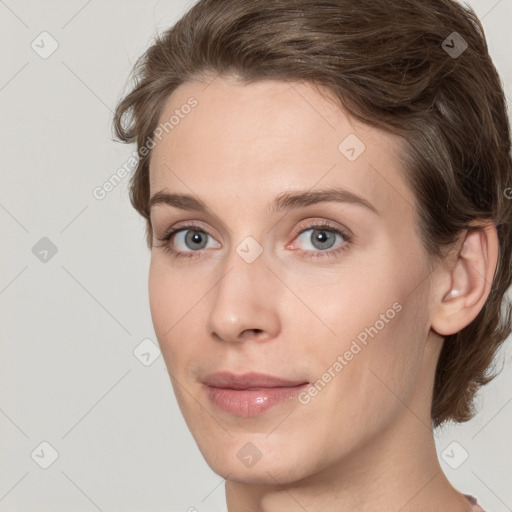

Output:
xmin=149 ymin=76 xmax=415 ymax=220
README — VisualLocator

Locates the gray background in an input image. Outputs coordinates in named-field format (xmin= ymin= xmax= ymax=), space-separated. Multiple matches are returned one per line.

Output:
xmin=1 ymin=0 xmax=511 ymax=511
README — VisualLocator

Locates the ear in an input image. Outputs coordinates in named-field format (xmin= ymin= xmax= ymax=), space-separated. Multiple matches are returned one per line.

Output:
xmin=430 ymin=221 xmax=499 ymax=336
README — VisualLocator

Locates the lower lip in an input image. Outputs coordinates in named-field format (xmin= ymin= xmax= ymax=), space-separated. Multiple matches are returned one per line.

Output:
xmin=205 ymin=383 xmax=309 ymax=416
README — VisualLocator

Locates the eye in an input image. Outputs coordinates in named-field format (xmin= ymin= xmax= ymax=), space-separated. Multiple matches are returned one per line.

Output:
xmin=174 ymin=229 xmax=217 ymax=251
xmin=297 ymin=227 xmax=339 ymax=250
xmin=289 ymin=222 xmax=352 ymax=259
xmin=155 ymin=223 xmax=220 ymax=258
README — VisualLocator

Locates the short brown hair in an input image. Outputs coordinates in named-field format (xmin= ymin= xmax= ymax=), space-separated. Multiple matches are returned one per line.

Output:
xmin=112 ymin=0 xmax=512 ymax=427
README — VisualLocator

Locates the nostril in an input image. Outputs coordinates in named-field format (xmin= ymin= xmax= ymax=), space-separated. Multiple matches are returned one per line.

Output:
xmin=241 ymin=328 xmax=263 ymax=337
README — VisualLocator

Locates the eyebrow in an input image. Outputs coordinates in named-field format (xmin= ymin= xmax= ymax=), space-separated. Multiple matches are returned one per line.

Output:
xmin=148 ymin=187 xmax=379 ymax=215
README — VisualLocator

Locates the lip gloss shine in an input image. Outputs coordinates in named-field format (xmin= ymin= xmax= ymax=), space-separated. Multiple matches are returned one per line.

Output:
xmin=205 ymin=383 xmax=309 ymax=416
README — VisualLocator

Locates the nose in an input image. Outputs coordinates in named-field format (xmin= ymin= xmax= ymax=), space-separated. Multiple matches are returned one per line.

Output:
xmin=205 ymin=246 xmax=281 ymax=344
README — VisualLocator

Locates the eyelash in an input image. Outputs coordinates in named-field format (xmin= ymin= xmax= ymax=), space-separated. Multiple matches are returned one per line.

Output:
xmin=155 ymin=220 xmax=352 ymax=260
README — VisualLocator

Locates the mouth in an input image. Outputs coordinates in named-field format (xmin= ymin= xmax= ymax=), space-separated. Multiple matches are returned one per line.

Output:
xmin=202 ymin=372 xmax=309 ymax=416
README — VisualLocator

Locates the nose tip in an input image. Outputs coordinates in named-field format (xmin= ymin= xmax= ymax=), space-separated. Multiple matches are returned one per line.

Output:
xmin=205 ymin=258 xmax=280 ymax=344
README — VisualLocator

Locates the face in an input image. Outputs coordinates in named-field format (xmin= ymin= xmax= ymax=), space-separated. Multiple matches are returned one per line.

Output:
xmin=148 ymin=76 xmax=435 ymax=484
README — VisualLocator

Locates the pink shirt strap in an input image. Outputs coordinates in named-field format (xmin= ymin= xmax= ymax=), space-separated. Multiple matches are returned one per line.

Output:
xmin=464 ymin=494 xmax=487 ymax=512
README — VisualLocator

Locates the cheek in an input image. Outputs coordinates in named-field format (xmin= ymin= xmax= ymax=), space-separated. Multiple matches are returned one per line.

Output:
xmin=148 ymin=259 xmax=174 ymax=335
xmin=341 ymin=277 xmax=429 ymax=409
xmin=306 ymin=298 xmax=428 ymax=449
xmin=148 ymin=256 xmax=201 ymax=324
xmin=148 ymin=257 xmax=213 ymax=378
xmin=148 ymin=258 xmax=191 ymax=363
xmin=302 ymin=247 xmax=429 ymax=399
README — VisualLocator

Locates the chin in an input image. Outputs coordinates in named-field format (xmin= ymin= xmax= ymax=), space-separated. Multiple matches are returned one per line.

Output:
xmin=209 ymin=460 xmax=304 ymax=486
xmin=198 ymin=439 xmax=311 ymax=485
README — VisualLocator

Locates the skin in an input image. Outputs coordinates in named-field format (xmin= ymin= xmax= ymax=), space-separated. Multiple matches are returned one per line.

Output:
xmin=147 ymin=75 xmax=498 ymax=512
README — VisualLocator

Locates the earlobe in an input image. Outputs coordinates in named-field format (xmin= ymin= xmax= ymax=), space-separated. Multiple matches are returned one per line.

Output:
xmin=431 ymin=222 xmax=498 ymax=337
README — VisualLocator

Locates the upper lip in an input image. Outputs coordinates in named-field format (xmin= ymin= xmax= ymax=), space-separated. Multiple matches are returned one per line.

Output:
xmin=202 ymin=372 xmax=308 ymax=390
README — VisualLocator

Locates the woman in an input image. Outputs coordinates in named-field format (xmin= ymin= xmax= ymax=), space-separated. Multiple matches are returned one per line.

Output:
xmin=113 ymin=0 xmax=511 ymax=510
